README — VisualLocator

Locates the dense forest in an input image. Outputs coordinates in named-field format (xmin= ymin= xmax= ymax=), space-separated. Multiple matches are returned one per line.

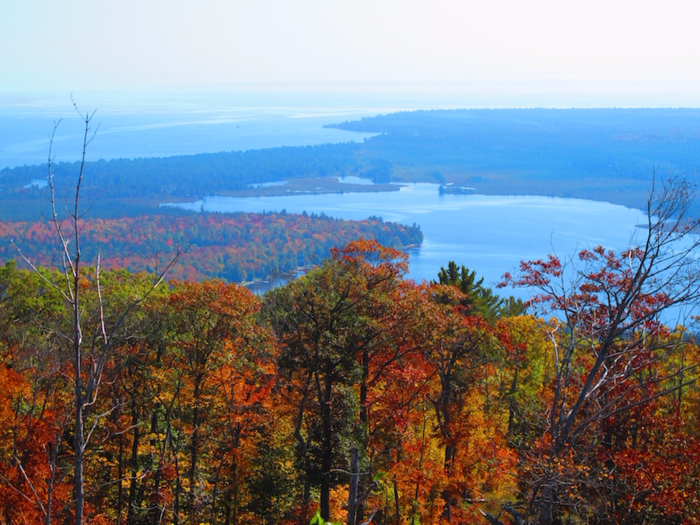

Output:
xmin=1 ymin=177 xmax=699 ymax=524
xmin=0 ymin=212 xmax=422 ymax=282
xmin=0 ymin=143 xmax=363 ymax=219
xmin=4 ymin=109 xmax=700 ymax=220
xmin=328 ymin=108 xmax=700 ymax=211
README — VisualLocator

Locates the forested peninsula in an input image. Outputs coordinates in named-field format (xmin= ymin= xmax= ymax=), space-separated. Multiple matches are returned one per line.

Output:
xmin=0 ymin=212 xmax=422 ymax=282
xmin=4 ymin=108 xmax=700 ymax=220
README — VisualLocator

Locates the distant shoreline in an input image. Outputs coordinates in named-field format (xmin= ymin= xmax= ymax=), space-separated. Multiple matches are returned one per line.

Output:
xmin=4 ymin=107 xmax=700 ymax=220
xmin=216 ymin=177 xmax=402 ymax=198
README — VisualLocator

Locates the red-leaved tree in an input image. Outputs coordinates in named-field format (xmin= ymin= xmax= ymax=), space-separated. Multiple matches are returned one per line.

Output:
xmin=500 ymin=177 xmax=700 ymax=524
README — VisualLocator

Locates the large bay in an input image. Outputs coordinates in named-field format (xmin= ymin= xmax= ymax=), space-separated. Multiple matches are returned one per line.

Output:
xmin=0 ymin=112 xmax=377 ymax=169
xmin=170 ymin=182 xmax=645 ymax=291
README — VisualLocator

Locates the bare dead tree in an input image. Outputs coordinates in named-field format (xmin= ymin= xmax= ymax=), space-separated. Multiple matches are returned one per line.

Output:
xmin=12 ymin=100 xmax=182 ymax=525
xmin=502 ymin=175 xmax=700 ymax=524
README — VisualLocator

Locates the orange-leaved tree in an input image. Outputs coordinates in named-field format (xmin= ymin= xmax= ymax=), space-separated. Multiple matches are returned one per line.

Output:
xmin=265 ymin=239 xmax=434 ymax=523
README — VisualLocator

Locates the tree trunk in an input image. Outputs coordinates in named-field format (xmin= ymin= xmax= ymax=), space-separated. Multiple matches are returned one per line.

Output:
xmin=173 ymin=461 xmax=181 ymax=525
xmin=393 ymin=478 xmax=400 ymax=525
xmin=127 ymin=394 xmax=141 ymax=524
xmin=73 ymin=313 xmax=85 ymax=525
xmin=189 ymin=375 xmax=203 ymax=520
xmin=357 ymin=349 xmax=370 ymax=523
xmin=320 ymin=369 xmax=334 ymax=522
xmin=538 ymin=485 xmax=553 ymax=525
xmin=224 ymin=501 xmax=231 ymax=525
xmin=440 ymin=378 xmax=454 ymax=523
xmin=347 ymin=448 xmax=359 ymax=525
xmin=46 ymin=437 xmax=60 ymax=525
xmin=150 ymin=411 xmax=163 ymax=525
xmin=507 ymin=366 xmax=519 ymax=437
xmin=117 ymin=433 xmax=124 ymax=524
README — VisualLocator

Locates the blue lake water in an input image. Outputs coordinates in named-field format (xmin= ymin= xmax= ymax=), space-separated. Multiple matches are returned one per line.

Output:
xmin=4 ymin=87 xmax=580 ymax=169
xmin=0 ymin=112 xmax=379 ymax=169
xmin=6 ymin=88 xmax=607 ymax=169
xmin=0 ymin=92 xmax=651 ymax=299
xmin=168 ymin=183 xmax=645 ymax=293
xmin=0 ymin=90 xmax=416 ymax=168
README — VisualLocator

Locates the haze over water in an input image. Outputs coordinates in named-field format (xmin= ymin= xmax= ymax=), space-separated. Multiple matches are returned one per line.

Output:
xmin=0 ymin=91 xmax=394 ymax=169
xmin=4 ymin=84 xmax=696 ymax=170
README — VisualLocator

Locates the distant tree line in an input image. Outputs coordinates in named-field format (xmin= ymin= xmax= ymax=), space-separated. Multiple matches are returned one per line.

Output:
xmin=0 ymin=211 xmax=423 ymax=283
xmin=0 ymin=142 xmax=365 ymax=204
xmin=6 ymin=108 xmax=700 ymax=219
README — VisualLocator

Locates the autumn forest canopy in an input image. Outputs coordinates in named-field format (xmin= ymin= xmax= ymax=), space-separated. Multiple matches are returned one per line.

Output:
xmin=3 ymin=176 xmax=700 ymax=524
xmin=0 ymin=212 xmax=422 ymax=283
xmin=2 ymin=107 xmax=700 ymax=525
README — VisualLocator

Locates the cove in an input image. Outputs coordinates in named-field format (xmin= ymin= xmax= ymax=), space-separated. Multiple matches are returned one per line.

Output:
xmin=168 ymin=183 xmax=645 ymax=291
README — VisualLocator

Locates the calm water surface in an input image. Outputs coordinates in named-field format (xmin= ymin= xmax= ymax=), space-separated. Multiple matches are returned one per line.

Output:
xmin=170 ymin=183 xmax=645 ymax=291
xmin=0 ymin=113 xmax=378 ymax=169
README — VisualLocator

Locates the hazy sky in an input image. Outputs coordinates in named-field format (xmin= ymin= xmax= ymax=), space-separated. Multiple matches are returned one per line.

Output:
xmin=2 ymin=0 xmax=699 ymax=104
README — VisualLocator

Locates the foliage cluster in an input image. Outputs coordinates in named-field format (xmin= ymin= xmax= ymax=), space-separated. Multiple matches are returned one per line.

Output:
xmin=1 ymin=233 xmax=699 ymax=524
xmin=0 ymin=212 xmax=422 ymax=283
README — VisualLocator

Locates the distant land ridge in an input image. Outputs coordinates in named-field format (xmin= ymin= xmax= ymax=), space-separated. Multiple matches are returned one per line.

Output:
xmin=3 ymin=108 xmax=700 ymax=220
